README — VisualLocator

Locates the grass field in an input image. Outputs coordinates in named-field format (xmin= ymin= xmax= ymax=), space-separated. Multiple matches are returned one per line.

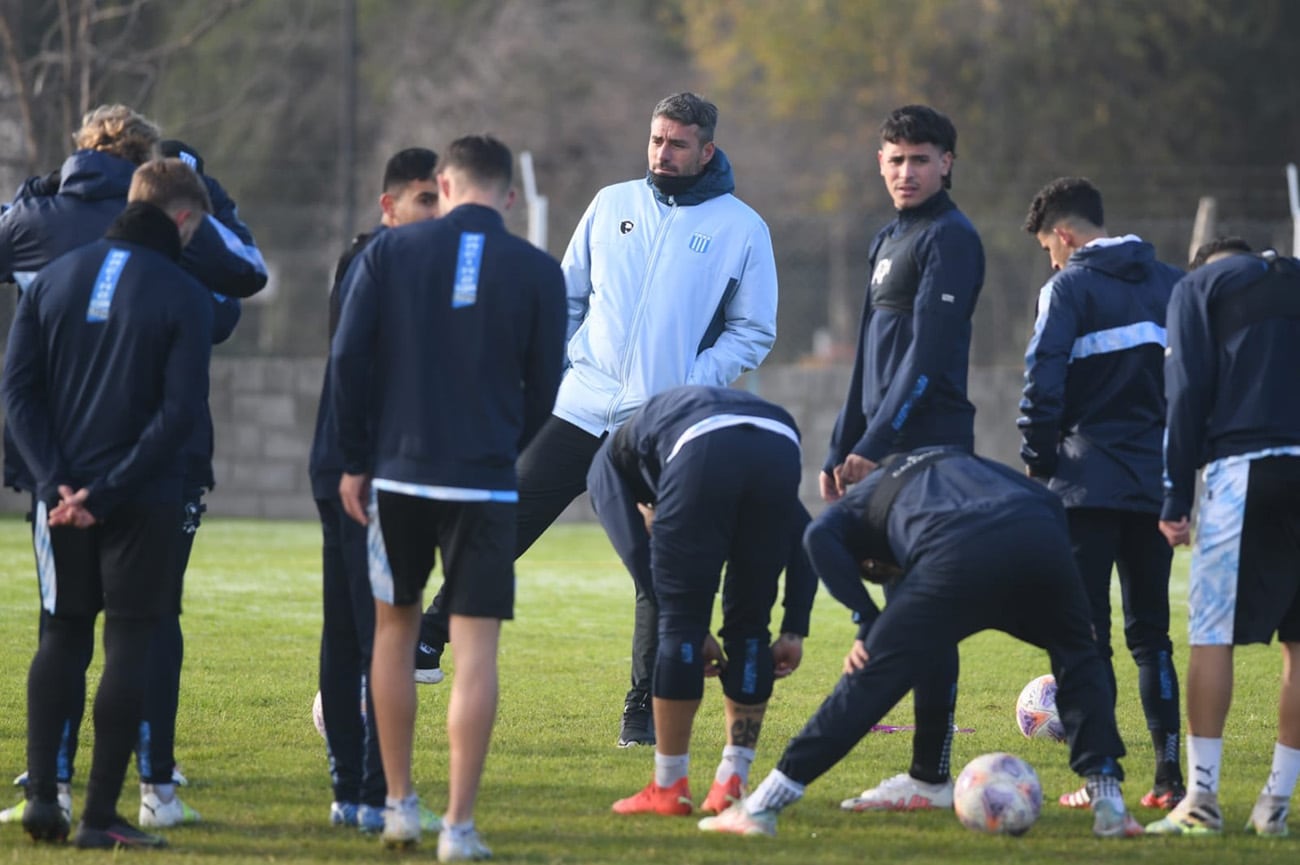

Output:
xmin=0 ymin=515 xmax=1292 ymax=863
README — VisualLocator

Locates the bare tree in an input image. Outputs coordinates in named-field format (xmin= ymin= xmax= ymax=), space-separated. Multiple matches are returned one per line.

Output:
xmin=0 ymin=0 xmax=251 ymax=173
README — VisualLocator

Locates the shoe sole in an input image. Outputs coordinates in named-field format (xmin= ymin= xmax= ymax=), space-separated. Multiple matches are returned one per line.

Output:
xmin=415 ymin=669 xmax=445 ymax=685
xmin=617 ymin=739 xmax=655 ymax=748
xmin=1145 ymin=819 xmax=1222 ymax=836
xmin=841 ymin=798 xmax=948 ymax=812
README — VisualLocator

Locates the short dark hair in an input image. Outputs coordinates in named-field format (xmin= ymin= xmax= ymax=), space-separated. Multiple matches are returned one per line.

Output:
xmin=382 ymin=147 xmax=438 ymax=193
xmin=442 ymin=135 xmax=512 ymax=189
xmin=1023 ymin=177 xmax=1105 ymax=235
xmin=881 ymin=105 xmax=956 ymax=153
xmin=1189 ymin=236 xmax=1253 ymax=269
xmin=881 ymin=105 xmax=956 ymax=188
xmin=652 ymin=92 xmax=718 ymax=144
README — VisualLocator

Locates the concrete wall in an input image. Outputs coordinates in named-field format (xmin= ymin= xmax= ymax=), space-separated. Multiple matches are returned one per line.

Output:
xmin=0 ymin=358 xmax=1029 ymax=520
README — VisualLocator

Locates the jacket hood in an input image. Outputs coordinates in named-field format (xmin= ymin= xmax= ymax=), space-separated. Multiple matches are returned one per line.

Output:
xmin=645 ymin=146 xmax=736 ymax=206
xmin=58 ymin=149 xmax=137 ymax=203
xmin=1067 ymin=236 xmax=1158 ymax=283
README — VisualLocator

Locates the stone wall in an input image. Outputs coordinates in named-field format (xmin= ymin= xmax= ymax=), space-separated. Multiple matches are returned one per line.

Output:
xmin=0 ymin=357 xmax=1028 ymax=519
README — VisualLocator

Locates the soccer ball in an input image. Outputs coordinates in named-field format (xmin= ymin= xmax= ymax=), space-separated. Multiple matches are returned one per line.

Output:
xmin=312 ymin=690 xmax=327 ymax=739
xmin=953 ymin=752 xmax=1043 ymax=836
xmin=1016 ymin=674 xmax=1066 ymax=742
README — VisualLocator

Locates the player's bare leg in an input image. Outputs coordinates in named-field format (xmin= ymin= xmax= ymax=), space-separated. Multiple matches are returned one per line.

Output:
xmin=371 ymin=600 xmax=420 ymax=800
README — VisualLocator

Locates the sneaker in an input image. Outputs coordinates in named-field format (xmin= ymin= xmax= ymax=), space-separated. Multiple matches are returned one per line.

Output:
xmin=617 ymin=693 xmax=655 ymax=748
xmin=139 ymin=784 xmax=200 ymax=828
xmin=20 ymin=798 xmax=70 ymax=843
xmin=1145 ymin=794 xmax=1223 ymax=835
xmin=1 ymin=782 xmax=72 ymax=825
xmin=11 ymin=771 xmax=27 ymax=787
xmin=330 ymin=801 xmax=359 ymax=827
xmin=1058 ymin=785 xmax=1090 ymax=809
xmin=839 ymin=773 xmax=954 ymax=812
xmin=1140 ymin=780 xmax=1186 ymax=810
xmin=74 ymin=816 xmax=166 ymax=849
xmin=612 ymin=777 xmax=692 ymax=816
xmin=1245 ymin=793 xmax=1290 ymax=837
xmin=698 ymin=803 xmax=778 ymax=837
xmin=415 ymin=642 xmax=445 ymax=685
xmin=382 ymin=798 xmax=422 ymax=849
xmin=358 ymin=803 xmax=385 ymax=833
xmin=1092 ymin=799 xmax=1144 ymax=838
xmin=700 ymin=775 xmax=745 ymax=815
xmin=437 ymin=826 xmax=492 ymax=861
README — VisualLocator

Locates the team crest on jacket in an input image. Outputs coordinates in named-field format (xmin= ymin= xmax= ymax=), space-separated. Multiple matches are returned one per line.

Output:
xmin=871 ymin=257 xmax=892 ymax=285
xmin=619 ymin=220 xmax=634 ymax=235
xmin=688 ymin=232 xmax=712 ymax=253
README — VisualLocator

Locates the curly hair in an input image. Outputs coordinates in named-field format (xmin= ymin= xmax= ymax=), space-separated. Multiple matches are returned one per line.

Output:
xmin=72 ymin=104 xmax=162 ymax=166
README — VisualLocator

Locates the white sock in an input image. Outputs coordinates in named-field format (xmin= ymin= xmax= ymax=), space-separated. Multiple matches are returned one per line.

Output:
xmin=715 ymin=745 xmax=755 ymax=785
xmin=654 ymin=752 xmax=690 ymax=787
xmin=143 ymin=782 xmax=175 ymax=803
xmin=445 ymin=819 xmax=476 ymax=839
xmin=386 ymin=793 xmax=417 ymax=811
xmin=1187 ymin=735 xmax=1223 ymax=798
xmin=746 ymin=769 xmax=804 ymax=814
xmin=1263 ymin=742 xmax=1300 ymax=799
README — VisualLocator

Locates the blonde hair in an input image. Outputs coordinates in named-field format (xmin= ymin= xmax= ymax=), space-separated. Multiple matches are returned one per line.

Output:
xmin=73 ymin=104 xmax=162 ymax=165
xmin=128 ymin=159 xmax=212 ymax=216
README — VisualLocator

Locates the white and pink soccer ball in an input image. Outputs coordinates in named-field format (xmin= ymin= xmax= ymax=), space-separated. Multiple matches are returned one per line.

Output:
xmin=1015 ymin=674 xmax=1066 ymax=742
xmin=953 ymin=752 xmax=1043 ymax=835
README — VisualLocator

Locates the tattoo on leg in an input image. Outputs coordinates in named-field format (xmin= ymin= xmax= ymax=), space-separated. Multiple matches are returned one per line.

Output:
xmin=729 ymin=713 xmax=764 ymax=749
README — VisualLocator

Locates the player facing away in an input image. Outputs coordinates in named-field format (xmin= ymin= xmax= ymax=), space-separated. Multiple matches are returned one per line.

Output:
xmin=2 ymin=159 xmax=215 ymax=849
xmin=821 ymin=104 xmax=984 ymax=812
xmin=1018 ymin=176 xmax=1185 ymax=810
xmin=331 ymin=135 xmax=566 ymax=861
xmin=0 ymin=108 xmax=264 ymax=831
xmin=308 ymin=147 xmax=442 ymax=833
xmin=586 ymin=386 xmax=815 ymax=816
xmin=1146 ymin=242 xmax=1300 ymax=837
xmin=700 ymin=448 xmax=1145 ymax=839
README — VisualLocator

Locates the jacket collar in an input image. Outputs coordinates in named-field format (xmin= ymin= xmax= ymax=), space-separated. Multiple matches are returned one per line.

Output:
xmin=104 ymin=202 xmax=183 ymax=261
xmin=645 ymin=146 xmax=737 ymax=207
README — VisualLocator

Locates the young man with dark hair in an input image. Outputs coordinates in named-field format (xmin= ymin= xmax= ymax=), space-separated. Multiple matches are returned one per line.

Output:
xmin=2 ymin=158 xmax=214 ymax=849
xmin=415 ymin=92 xmax=783 ymax=749
xmin=1148 ymin=244 xmax=1300 ymax=837
xmin=332 ymin=134 xmax=566 ymax=860
xmin=699 ymin=448 xmax=1144 ymax=840
xmin=587 ymin=386 xmax=814 ymax=817
xmin=1018 ymin=176 xmax=1186 ymax=811
xmin=308 ymin=146 xmax=442 ymax=833
xmin=821 ymin=104 xmax=984 ymax=812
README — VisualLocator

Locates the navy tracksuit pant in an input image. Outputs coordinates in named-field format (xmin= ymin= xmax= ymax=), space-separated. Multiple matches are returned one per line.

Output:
xmin=317 ymin=496 xmax=385 ymax=807
xmin=783 ymin=503 xmax=1126 ymax=785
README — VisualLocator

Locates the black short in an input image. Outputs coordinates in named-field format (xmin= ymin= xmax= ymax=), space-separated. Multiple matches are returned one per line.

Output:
xmin=372 ymin=491 xmax=515 ymax=619
xmin=38 ymin=501 xmax=185 ymax=620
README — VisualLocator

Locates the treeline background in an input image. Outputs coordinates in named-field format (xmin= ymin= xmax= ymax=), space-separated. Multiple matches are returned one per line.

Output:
xmin=2 ymin=0 xmax=1296 ymax=367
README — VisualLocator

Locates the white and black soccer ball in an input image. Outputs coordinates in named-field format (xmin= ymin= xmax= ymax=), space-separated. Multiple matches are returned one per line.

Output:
xmin=1015 ymin=674 xmax=1066 ymax=742
xmin=953 ymin=752 xmax=1043 ymax=836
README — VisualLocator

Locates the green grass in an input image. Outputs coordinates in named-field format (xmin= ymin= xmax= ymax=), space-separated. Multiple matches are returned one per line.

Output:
xmin=0 ymin=516 xmax=1292 ymax=863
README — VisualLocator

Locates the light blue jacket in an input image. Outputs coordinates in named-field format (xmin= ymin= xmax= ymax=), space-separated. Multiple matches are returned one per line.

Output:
xmin=555 ymin=148 xmax=778 ymax=435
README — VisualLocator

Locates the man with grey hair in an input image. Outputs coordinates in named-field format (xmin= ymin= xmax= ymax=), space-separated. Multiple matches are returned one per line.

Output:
xmin=415 ymin=91 xmax=786 ymax=755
